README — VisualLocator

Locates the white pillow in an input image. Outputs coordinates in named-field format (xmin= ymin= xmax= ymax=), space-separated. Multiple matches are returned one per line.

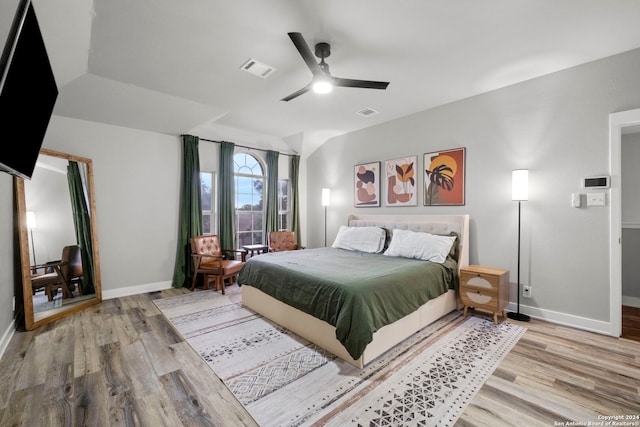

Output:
xmin=383 ymin=229 xmax=456 ymax=263
xmin=332 ymin=226 xmax=387 ymax=253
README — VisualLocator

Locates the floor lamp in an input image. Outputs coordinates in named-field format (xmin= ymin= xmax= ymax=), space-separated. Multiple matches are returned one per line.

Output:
xmin=507 ymin=169 xmax=531 ymax=322
xmin=322 ymin=188 xmax=330 ymax=247
xmin=26 ymin=211 xmax=37 ymax=267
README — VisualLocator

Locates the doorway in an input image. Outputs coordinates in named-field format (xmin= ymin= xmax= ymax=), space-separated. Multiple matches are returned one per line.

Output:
xmin=609 ymin=108 xmax=640 ymax=338
xmin=621 ymin=130 xmax=640 ymax=341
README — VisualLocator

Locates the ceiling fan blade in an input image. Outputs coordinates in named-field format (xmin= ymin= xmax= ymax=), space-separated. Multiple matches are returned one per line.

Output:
xmin=333 ymin=77 xmax=389 ymax=90
xmin=281 ymin=84 xmax=312 ymax=102
xmin=288 ymin=32 xmax=323 ymax=75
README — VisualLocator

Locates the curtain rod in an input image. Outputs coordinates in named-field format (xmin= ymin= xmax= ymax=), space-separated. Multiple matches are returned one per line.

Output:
xmin=198 ymin=137 xmax=298 ymax=157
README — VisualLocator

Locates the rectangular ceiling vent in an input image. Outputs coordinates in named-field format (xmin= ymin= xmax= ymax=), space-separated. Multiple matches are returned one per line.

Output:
xmin=240 ymin=58 xmax=276 ymax=79
xmin=356 ymin=107 xmax=380 ymax=118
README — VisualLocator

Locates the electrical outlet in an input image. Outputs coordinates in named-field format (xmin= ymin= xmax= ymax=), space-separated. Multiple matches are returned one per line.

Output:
xmin=522 ymin=286 xmax=532 ymax=298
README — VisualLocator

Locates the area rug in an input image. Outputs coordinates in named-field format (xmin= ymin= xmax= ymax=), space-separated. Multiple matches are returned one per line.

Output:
xmin=154 ymin=286 xmax=526 ymax=427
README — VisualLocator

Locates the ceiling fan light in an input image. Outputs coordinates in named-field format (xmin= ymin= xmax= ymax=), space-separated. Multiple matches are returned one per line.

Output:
xmin=313 ymin=80 xmax=333 ymax=94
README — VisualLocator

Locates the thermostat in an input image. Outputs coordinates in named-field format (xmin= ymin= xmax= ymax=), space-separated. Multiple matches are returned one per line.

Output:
xmin=583 ymin=176 xmax=610 ymax=189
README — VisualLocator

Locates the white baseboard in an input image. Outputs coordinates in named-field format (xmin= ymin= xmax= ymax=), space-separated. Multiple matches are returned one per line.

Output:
xmin=102 ymin=280 xmax=173 ymax=300
xmin=506 ymin=302 xmax=612 ymax=336
xmin=622 ymin=295 xmax=640 ymax=308
xmin=0 ymin=318 xmax=16 ymax=362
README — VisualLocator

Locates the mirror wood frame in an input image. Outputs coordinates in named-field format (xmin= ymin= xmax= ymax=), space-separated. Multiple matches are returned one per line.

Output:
xmin=15 ymin=148 xmax=102 ymax=330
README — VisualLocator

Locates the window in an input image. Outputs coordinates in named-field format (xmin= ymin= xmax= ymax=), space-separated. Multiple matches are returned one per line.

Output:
xmin=234 ymin=153 xmax=264 ymax=247
xmin=278 ymin=179 xmax=289 ymax=231
xmin=200 ymin=172 xmax=217 ymax=235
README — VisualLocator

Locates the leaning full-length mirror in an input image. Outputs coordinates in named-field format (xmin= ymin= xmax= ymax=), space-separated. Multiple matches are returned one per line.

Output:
xmin=16 ymin=148 xmax=101 ymax=330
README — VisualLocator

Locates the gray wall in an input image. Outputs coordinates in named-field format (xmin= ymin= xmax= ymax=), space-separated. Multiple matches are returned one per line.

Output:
xmin=307 ymin=48 xmax=640 ymax=326
xmin=622 ymin=132 xmax=640 ymax=302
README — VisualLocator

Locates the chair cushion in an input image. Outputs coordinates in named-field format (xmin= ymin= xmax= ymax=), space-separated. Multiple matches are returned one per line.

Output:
xmin=31 ymin=272 xmax=60 ymax=290
xmin=221 ymin=260 xmax=244 ymax=275
xmin=199 ymin=259 xmax=244 ymax=275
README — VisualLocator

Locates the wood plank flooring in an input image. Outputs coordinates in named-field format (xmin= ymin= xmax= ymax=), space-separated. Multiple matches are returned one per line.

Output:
xmin=0 ymin=289 xmax=638 ymax=426
xmin=622 ymin=305 xmax=640 ymax=342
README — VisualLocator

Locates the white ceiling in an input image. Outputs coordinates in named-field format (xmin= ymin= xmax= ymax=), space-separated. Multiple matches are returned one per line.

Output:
xmin=24 ymin=0 xmax=640 ymax=155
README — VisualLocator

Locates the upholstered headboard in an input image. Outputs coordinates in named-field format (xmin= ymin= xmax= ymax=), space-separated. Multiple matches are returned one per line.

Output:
xmin=347 ymin=213 xmax=470 ymax=270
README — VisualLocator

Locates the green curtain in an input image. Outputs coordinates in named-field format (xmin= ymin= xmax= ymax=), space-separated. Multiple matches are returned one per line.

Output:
xmin=290 ymin=154 xmax=302 ymax=246
xmin=265 ymin=150 xmax=279 ymax=236
xmin=219 ymin=141 xmax=236 ymax=251
xmin=171 ymin=135 xmax=202 ymax=288
xmin=67 ymin=161 xmax=95 ymax=294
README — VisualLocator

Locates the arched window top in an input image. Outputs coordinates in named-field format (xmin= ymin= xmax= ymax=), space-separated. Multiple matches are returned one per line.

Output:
xmin=234 ymin=152 xmax=264 ymax=176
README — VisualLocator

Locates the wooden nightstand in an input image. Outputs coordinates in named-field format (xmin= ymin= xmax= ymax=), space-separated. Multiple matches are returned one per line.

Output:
xmin=459 ymin=265 xmax=509 ymax=324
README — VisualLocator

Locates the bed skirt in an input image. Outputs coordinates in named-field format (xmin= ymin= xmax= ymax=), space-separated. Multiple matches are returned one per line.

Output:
xmin=241 ymin=285 xmax=459 ymax=368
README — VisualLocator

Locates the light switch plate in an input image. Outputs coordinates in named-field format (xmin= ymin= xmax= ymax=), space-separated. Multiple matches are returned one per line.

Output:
xmin=586 ymin=192 xmax=606 ymax=206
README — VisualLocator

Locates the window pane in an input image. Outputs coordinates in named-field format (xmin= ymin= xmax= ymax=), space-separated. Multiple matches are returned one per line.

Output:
xmin=237 ymin=213 xmax=252 ymax=231
xmin=201 ymin=173 xmax=212 ymax=211
xmin=253 ymin=213 xmax=263 ymax=230
xmin=253 ymin=232 xmax=263 ymax=245
xmin=279 ymin=179 xmax=289 ymax=211
xmin=203 ymin=214 xmax=211 ymax=234
xmin=236 ymin=176 xmax=253 ymax=194
xmin=238 ymin=233 xmax=252 ymax=247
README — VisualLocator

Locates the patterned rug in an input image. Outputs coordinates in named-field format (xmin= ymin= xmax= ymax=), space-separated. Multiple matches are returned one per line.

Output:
xmin=154 ymin=285 xmax=526 ymax=427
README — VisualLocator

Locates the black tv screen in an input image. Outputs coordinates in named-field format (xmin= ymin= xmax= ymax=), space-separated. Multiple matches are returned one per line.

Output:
xmin=0 ymin=0 xmax=58 ymax=180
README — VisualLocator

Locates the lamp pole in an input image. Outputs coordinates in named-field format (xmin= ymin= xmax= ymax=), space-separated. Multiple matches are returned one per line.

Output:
xmin=324 ymin=205 xmax=327 ymax=247
xmin=321 ymin=188 xmax=330 ymax=247
xmin=507 ymin=170 xmax=530 ymax=322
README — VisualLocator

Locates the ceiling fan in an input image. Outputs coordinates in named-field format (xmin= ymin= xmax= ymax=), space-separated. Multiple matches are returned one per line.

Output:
xmin=281 ymin=32 xmax=390 ymax=102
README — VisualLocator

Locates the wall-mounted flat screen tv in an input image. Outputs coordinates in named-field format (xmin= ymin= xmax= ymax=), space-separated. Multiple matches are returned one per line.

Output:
xmin=0 ymin=0 xmax=58 ymax=180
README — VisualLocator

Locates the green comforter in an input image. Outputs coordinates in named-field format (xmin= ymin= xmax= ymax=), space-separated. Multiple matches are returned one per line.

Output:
xmin=237 ymin=247 xmax=458 ymax=360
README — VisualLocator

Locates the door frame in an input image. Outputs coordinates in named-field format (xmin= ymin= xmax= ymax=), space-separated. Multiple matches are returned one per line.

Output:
xmin=609 ymin=108 xmax=640 ymax=337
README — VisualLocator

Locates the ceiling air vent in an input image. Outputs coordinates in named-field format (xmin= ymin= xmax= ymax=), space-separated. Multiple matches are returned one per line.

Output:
xmin=356 ymin=107 xmax=380 ymax=118
xmin=240 ymin=58 xmax=276 ymax=79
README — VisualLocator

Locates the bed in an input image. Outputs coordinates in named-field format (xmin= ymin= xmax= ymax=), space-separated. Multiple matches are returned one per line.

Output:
xmin=239 ymin=213 xmax=470 ymax=368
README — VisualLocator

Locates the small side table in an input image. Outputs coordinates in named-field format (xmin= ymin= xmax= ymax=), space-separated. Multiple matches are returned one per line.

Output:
xmin=242 ymin=244 xmax=269 ymax=258
xmin=459 ymin=265 xmax=509 ymax=324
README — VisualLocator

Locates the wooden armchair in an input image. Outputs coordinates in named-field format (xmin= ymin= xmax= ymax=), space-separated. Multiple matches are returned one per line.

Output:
xmin=31 ymin=245 xmax=83 ymax=301
xmin=190 ymin=235 xmax=246 ymax=294
xmin=31 ymin=263 xmax=63 ymax=301
xmin=268 ymin=231 xmax=305 ymax=252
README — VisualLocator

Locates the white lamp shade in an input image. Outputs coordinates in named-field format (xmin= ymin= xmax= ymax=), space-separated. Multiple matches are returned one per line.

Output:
xmin=321 ymin=188 xmax=331 ymax=206
xmin=26 ymin=211 xmax=37 ymax=229
xmin=512 ymin=169 xmax=529 ymax=201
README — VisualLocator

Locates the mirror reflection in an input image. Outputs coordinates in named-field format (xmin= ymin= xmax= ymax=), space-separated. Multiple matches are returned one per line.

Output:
xmin=17 ymin=148 xmax=101 ymax=329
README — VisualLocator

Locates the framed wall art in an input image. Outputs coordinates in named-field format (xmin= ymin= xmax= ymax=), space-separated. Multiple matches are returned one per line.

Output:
xmin=354 ymin=161 xmax=380 ymax=207
xmin=384 ymin=155 xmax=417 ymax=206
xmin=424 ymin=147 xmax=466 ymax=206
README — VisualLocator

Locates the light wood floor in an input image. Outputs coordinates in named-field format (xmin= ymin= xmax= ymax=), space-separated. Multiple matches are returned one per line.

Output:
xmin=1 ymin=289 xmax=638 ymax=426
